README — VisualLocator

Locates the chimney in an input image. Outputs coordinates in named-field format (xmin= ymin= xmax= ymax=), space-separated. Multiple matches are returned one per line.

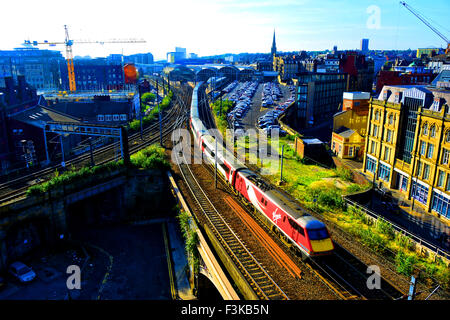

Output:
xmin=4 ymin=76 xmax=16 ymax=106
xmin=17 ymin=75 xmax=27 ymax=103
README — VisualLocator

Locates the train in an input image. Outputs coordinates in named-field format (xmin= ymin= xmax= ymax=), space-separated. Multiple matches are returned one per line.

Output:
xmin=189 ymin=82 xmax=334 ymax=257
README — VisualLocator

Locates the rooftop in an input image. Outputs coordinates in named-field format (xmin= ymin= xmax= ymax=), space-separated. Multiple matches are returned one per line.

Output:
xmin=11 ymin=105 xmax=80 ymax=129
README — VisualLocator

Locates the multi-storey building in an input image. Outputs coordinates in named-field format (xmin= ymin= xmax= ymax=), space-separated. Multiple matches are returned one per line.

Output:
xmin=294 ymin=72 xmax=347 ymax=128
xmin=360 ymin=39 xmax=369 ymax=54
xmin=363 ymin=84 xmax=450 ymax=219
xmin=273 ymin=55 xmax=303 ymax=82
xmin=331 ymin=92 xmax=370 ymax=160
xmin=60 ymin=58 xmax=125 ymax=91
xmin=304 ymin=51 xmax=374 ymax=92
xmin=376 ymin=69 xmax=435 ymax=93
xmin=340 ymin=52 xmax=374 ymax=93
xmin=0 ymin=48 xmax=65 ymax=90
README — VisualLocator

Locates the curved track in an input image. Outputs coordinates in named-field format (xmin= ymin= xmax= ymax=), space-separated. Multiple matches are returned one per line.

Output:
xmin=195 ymin=85 xmax=404 ymax=300
xmin=0 ymin=84 xmax=192 ymax=204
xmin=175 ymin=142 xmax=289 ymax=300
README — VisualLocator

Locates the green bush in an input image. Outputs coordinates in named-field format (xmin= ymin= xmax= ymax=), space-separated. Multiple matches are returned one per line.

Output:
xmin=130 ymin=144 xmax=169 ymax=170
xmin=376 ymin=218 xmax=395 ymax=240
xmin=128 ymin=91 xmax=172 ymax=132
xmin=141 ymin=92 xmax=156 ymax=105
xmin=357 ymin=228 xmax=387 ymax=254
xmin=346 ymin=184 xmax=363 ymax=194
xmin=26 ymin=145 xmax=166 ymax=196
xmin=176 ymin=209 xmax=199 ymax=273
xmin=335 ymin=167 xmax=354 ymax=182
xmin=395 ymin=233 xmax=415 ymax=252
xmin=307 ymin=185 xmax=344 ymax=210
xmin=395 ymin=251 xmax=417 ymax=276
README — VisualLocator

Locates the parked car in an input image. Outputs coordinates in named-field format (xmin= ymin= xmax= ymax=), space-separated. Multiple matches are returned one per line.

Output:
xmin=9 ymin=262 xmax=36 ymax=283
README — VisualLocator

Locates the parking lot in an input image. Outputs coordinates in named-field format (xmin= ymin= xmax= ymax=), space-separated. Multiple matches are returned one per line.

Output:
xmin=223 ymin=80 xmax=295 ymax=137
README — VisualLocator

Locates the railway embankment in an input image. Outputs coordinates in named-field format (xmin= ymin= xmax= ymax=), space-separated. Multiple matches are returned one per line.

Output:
xmin=0 ymin=145 xmax=170 ymax=273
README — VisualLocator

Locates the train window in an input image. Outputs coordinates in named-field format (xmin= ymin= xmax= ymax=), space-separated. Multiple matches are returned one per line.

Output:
xmin=288 ymin=218 xmax=305 ymax=236
xmin=296 ymin=225 xmax=305 ymax=236
xmin=220 ymin=163 xmax=230 ymax=175
xmin=261 ymin=197 xmax=266 ymax=205
xmin=308 ymin=228 xmax=328 ymax=240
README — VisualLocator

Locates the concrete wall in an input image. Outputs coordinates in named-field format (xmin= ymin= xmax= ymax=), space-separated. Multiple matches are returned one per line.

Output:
xmin=0 ymin=168 xmax=166 ymax=272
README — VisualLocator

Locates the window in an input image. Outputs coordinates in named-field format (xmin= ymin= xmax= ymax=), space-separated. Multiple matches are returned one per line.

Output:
xmin=420 ymin=141 xmax=426 ymax=156
xmin=349 ymin=147 xmax=354 ymax=157
xmin=97 ymin=114 xmax=104 ymax=121
xmin=307 ymin=228 xmax=329 ymax=240
xmin=366 ymin=157 xmax=377 ymax=173
xmin=422 ymin=123 xmax=428 ymax=136
xmin=427 ymin=144 xmax=434 ymax=159
xmin=423 ymin=164 xmax=430 ymax=180
xmin=386 ymin=129 xmax=393 ymax=143
xmin=431 ymin=192 xmax=450 ymax=219
xmin=416 ymin=161 xmax=422 ymax=176
xmin=389 ymin=114 xmax=394 ymax=125
xmin=288 ymin=218 xmax=305 ymax=236
xmin=378 ymin=163 xmax=390 ymax=182
xmin=442 ymin=149 xmax=449 ymax=165
xmin=384 ymin=146 xmax=390 ymax=161
xmin=446 ymin=130 xmax=450 ymax=143
xmin=375 ymin=110 xmax=380 ymax=121
xmin=120 ymin=114 xmax=127 ymax=121
xmin=370 ymin=140 xmax=376 ymax=154
xmin=437 ymin=170 xmax=445 ymax=187
xmin=105 ymin=115 xmax=112 ymax=121
xmin=260 ymin=197 xmax=267 ymax=206
xmin=372 ymin=124 xmax=378 ymax=137
xmin=411 ymin=182 xmax=429 ymax=205
xmin=430 ymin=125 xmax=436 ymax=138
xmin=113 ymin=114 xmax=120 ymax=121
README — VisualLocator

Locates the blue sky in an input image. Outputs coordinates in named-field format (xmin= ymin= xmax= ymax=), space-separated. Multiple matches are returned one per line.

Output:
xmin=1 ymin=0 xmax=448 ymax=60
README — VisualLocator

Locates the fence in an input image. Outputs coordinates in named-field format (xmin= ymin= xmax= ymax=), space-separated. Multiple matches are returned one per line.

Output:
xmin=344 ymin=197 xmax=450 ymax=264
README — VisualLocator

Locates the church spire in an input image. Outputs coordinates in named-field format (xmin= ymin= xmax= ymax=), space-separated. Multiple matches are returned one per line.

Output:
xmin=271 ymin=29 xmax=277 ymax=56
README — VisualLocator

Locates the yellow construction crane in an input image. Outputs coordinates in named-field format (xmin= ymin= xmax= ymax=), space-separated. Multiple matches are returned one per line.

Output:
xmin=24 ymin=25 xmax=146 ymax=92
xmin=400 ymin=1 xmax=449 ymax=54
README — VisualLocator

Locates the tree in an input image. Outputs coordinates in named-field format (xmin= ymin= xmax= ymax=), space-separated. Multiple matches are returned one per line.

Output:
xmin=141 ymin=92 xmax=156 ymax=105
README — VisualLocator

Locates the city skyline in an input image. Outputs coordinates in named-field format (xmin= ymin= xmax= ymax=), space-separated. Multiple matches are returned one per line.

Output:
xmin=0 ymin=0 xmax=449 ymax=61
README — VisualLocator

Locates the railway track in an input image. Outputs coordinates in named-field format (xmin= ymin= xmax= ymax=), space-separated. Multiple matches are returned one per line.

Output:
xmin=175 ymin=140 xmax=289 ymax=300
xmin=0 ymin=84 xmax=191 ymax=204
xmin=195 ymin=85 xmax=404 ymax=300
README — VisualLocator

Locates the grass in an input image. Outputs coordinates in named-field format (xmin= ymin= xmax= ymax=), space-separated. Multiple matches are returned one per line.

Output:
xmin=336 ymin=206 xmax=450 ymax=288
xmin=177 ymin=208 xmax=199 ymax=274
xmin=211 ymin=98 xmax=233 ymax=136
xmin=26 ymin=145 xmax=169 ymax=196
xmin=231 ymin=131 xmax=450 ymax=289
xmin=128 ymin=91 xmax=173 ymax=132
xmin=208 ymin=110 xmax=449 ymax=290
